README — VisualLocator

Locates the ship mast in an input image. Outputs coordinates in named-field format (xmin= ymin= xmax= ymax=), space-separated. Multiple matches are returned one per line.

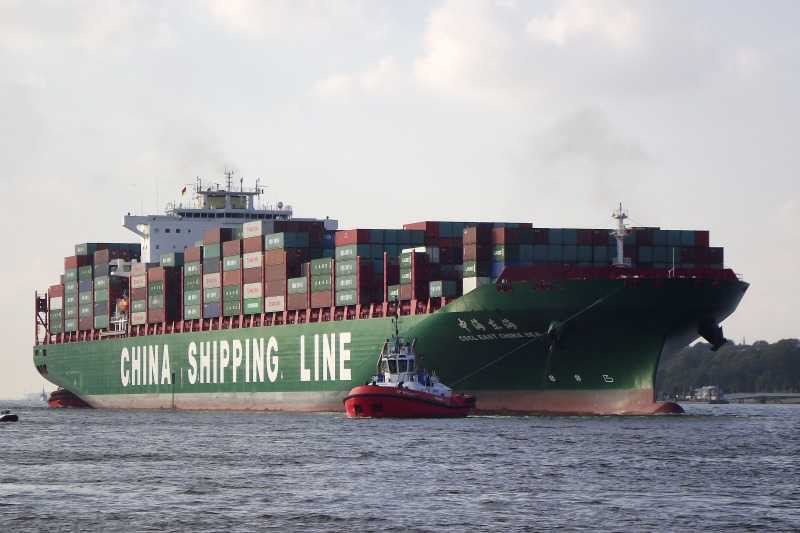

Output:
xmin=611 ymin=203 xmax=631 ymax=267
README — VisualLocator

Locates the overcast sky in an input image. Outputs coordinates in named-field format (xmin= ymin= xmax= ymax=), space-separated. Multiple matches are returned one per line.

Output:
xmin=2 ymin=0 xmax=798 ymax=398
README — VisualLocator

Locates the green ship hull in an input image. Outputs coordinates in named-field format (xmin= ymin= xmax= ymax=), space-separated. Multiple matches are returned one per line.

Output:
xmin=33 ymin=275 xmax=748 ymax=415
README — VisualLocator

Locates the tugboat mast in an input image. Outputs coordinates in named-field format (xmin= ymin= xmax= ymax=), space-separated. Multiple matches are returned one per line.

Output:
xmin=611 ymin=203 xmax=631 ymax=267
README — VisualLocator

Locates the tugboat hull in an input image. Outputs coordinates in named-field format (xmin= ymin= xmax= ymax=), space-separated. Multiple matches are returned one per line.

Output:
xmin=344 ymin=385 xmax=476 ymax=418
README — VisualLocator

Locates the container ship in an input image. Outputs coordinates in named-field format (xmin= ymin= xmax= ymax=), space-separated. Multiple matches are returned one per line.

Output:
xmin=33 ymin=171 xmax=749 ymax=415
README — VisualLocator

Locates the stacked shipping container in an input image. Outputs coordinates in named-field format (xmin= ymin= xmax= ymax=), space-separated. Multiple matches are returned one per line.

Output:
xmin=47 ymin=223 xmax=723 ymax=336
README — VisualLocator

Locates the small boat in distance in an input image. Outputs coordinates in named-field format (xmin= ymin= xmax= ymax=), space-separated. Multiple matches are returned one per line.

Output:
xmin=343 ymin=313 xmax=476 ymax=418
xmin=0 ymin=409 xmax=18 ymax=422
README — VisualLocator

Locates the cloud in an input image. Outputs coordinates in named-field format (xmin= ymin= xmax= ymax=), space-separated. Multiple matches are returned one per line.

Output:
xmin=16 ymin=72 xmax=47 ymax=90
xmin=0 ymin=1 xmax=177 ymax=57
xmin=313 ymin=55 xmax=403 ymax=100
xmin=411 ymin=0 xmax=720 ymax=106
xmin=359 ymin=56 xmax=402 ymax=94
xmin=526 ymin=0 xmax=641 ymax=49
xmin=199 ymin=0 xmax=391 ymax=40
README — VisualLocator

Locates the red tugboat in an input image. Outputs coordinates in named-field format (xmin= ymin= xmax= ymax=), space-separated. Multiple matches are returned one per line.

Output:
xmin=47 ymin=388 xmax=92 ymax=408
xmin=344 ymin=315 xmax=476 ymax=418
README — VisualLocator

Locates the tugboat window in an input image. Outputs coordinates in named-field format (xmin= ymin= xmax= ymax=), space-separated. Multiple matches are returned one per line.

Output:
xmin=388 ymin=360 xmax=397 ymax=373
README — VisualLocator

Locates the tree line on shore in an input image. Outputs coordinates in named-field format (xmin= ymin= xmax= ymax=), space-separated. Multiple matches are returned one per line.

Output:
xmin=656 ymin=338 xmax=800 ymax=397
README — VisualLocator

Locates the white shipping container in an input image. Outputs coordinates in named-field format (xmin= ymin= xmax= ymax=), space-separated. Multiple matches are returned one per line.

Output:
xmin=131 ymin=311 xmax=147 ymax=325
xmin=50 ymin=296 xmax=63 ymax=310
xmin=131 ymin=261 xmax=148 ymax=277
xmin=203 ymin=272 xmax=221 ymax=289
xmin=131 ymin=275 xmax=147 ymax=289
xmin=243 ymin=220 xmax=275 ymax=238
xmin=462 ymin=276 xmax=492 ymax=295
xmin=264 ymin=295 xmax=285 ymax=312
xmin=242 ymin=251 xmax=263 ymax=269
xmin=243 ymin=282 xmax=263 ymax=299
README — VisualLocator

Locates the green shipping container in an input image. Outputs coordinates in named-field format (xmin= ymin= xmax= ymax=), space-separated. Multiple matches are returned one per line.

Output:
xmin=463 ymin=260 xmax=491 ymax=278
xmin=78 ymin=265 xmax=93 ymax=280
xmin=223 ymin=285 xmax=241 ymax=302
xmin=79 ymin=292 xmax=92 ymax=305
xmin=223 ymin=255 xmax=241 ymax=271
xmin=148 ymin=295 xmax=164 ymax=309
xmin=335 ymin=244 xmax=370 ymax=261
xmin=132 ymin=299 xmax=147 ymax=313
xmin=64 ymin=306 xmax=78 ymax=319
xmin=336 ymin=275 xmax=359 ymax=291
xmin=388 ymin=285 xmax=400 ymax=300
xmin=159 ymin=252 xmax=184 ymax=267
xmin=184 ymin=290 xmax=201 ymax=306
xmin=311 ymin=275 xmax=332 ymax=292
xmin=185 ymin=261 xmax=201 ymax=276
xmin=287 ymin=277 xmax=308 ymax=295
xmin=64 ymin=280 xmax=78 ymax=294
xmin=148 ymin=281 xmax=164 ymax=295
xmin=184 ymin=305 xmax=201 ymax=320
xmin=223 ymin=300 xmax=241 ymax=316
xmin=204 ymin=287 xmax=221 ymax=303
xmin=64 ymin=268 xmax=78 ymax=282
xmin=310 ymin=258 xmax=333 ymax=276
xmin=243 ymin=298 xmax=262 ymax=315
xmin=79 ymin=304 xmax=92 ymax=318
xmin=429 ymin=280 xmax=459 ymax=298
xmin=94 ymin=315 xmax=109 ymax=329
xmin=204 ymin=243 xmax=221 ymax=259
xmin=335 ymin=290 xmax=369 ymax=306
xmin=184 ymin=276 xmax=201 ymax=291
xmin=94 ymin=289 xmax=109 ymax=302
xmin=64 ymin=318 xmax=78 ymax=332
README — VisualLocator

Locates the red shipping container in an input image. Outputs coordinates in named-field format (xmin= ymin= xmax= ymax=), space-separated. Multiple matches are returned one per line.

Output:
xmin=243 ymin=267 xmax=262 ymax=284
xmin=636 ymin=228 xmax=653 ymax=246
xmin=592 ymin=229 xmax=609 ymax=246
xmin=265 ymin=279 xmax=285 ymax=296
xmin=94 ymin=248 xmax=132 ymax=264
xmin=694 ymin=247 xmax=710 ymax=263
xmin=148 ymin=266 xmax=180 ymax=283
xmin=463 ymin=226 xmax=491 ymax=245
xmin=577 ymin=229 xmax=593 ymax=246
xmin=311 ymin=291 xmax=332 ymax=308
xmin=680 ymin=247 xmax=696 ymax=262
xmin=131 ymin=287 xmax=147 ymax=300
xmin=223 ymin=270 xmax=241 ymax=286
xmin=242 ymin=236 xmax=263 ymax=254
xmin=79 ymin=317 xmax=93 ymax=331
xmin=533 ymin=228 xmax=549 ymax=245
xmin=709 ymin=247 xmax=724 ymax=264
xmin=695 ymin=231 xmax=710 ymax=247
xmin=264 ymin=249 xmax=284 ymax=265
xmin=491 ymin=227 xmax=519 ymax=245
xmin=335 ymin=229 xmax=371 ymax=246
xmin=64 ymin=255 xmax=89 ymax=270
xmin=403 ymin=221 xmax=440 ymax=237
xmin=203 ymin=228 xmax=233 ymax=245
xmin=463 ymin=243 xmax=491 ymax=261
xmin=623 ymin=245 xmax=638 ymax=262
xmin=185 ymin=246 xmax=202 ymax=262
xmin=287 ymin=293 xmax=309 ymax=310
xmin=222 ymin=239 xmax=242 ymax=257
xmin=264 ymin=263 xmax=285 ymax=281
xmin=50 ymin=284 xmax=65 ymax=298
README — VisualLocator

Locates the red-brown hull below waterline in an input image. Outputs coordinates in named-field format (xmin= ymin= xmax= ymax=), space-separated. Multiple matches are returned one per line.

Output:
xmin=344 ymin=385 xmax=476 ymax=418
xmin=464 ymin=389 xmax=685 ymax=415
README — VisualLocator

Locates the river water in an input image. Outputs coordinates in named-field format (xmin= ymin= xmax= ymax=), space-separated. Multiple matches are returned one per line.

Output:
xmin=1 ymin=401 xmax=798 ymax=532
